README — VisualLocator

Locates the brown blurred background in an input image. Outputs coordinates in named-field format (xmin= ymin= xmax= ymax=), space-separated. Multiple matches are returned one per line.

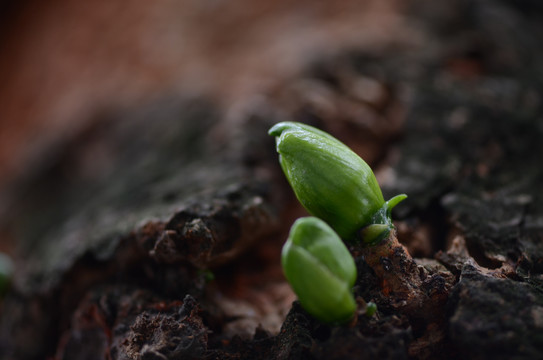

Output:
xmin=0 ymin=0 xmax=410 ymax=189
xmin=0 ymin=0 xmax=423 ymax=256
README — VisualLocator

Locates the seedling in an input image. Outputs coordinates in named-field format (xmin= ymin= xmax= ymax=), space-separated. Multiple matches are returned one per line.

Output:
xmin=269 ymin=121 xmax=406 ymax=245
xmin=365 ymin=302 xmax=377 ymax=317
xmin=269 ymin=121 xmax=408 ymax=323
xmin=281 ymin=216 xmax=357 ymax=323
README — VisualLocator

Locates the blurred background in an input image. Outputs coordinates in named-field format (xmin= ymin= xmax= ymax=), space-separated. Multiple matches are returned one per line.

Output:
xmin=0 ymin=0 xmax=414 ymax=253
xmin=0 ymin=0 xmax=409 ymax=186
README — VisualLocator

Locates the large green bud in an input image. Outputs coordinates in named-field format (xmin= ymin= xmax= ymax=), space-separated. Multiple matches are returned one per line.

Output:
xmin=282 ymin=217 xmax=357 ymax=323
xmin=269 ymin=121 xmax=406 ymax=244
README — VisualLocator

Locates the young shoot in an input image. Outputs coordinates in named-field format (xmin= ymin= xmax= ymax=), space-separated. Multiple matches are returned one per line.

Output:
xmin=282 ymin=217 xmax=357 ymax=324
xmin=269 ymin=121 xmax=406 ymax=245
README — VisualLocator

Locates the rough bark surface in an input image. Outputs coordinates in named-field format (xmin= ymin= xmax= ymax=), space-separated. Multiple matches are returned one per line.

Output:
xmin=1 ymin=1 xmax=543 ymax=359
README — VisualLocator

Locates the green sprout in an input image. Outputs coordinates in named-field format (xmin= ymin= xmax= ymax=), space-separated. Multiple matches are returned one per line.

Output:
xmin=365 ymin=302 xmax=377 ymax=317
xmin=270 ymin=122 xmax=407 ymax=324
xmin=269 ymin=121 xmax=406 ymax=245
xmin=282 ymin=217 xmax=357 ymax=323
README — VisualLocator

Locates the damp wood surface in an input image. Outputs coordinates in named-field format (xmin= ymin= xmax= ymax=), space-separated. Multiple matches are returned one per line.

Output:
xmin=1 ymin=1 xmax=543 ymax=359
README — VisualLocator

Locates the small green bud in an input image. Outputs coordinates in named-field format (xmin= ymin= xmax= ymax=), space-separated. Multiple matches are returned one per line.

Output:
xmin=198 ymin=269 xmax=215 ymax=283
xmin=269 ymin=121 xmax=406 ymax=243
xmin=282 ymin=217 xmax=357 ymax=323
xmin=365 ymin=301 xmax=377 ymax=317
